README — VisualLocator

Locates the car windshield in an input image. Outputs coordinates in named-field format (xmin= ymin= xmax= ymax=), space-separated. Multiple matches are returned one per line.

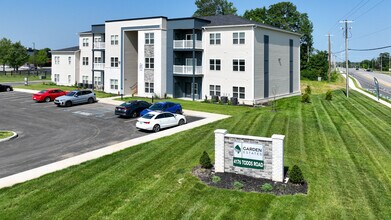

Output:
xmin=149 ymin=103 xmax=164 ymax=110
xmin=120 ymin=102 xmax=134 ymax=107
xmin=66 ymin=91 xmax=77 ymax=96
xmin=38 ymin=90 xmax=47 ymax=94
xmin=142 ymin=113 xmax=155 ymax=119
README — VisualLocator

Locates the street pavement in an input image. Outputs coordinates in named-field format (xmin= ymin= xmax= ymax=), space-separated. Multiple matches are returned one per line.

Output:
xmin=349 ymin=68 xmax=391 ymax=99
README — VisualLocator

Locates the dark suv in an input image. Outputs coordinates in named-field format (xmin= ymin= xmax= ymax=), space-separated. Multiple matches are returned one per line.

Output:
xmin=115 ymin=100 xmax=151 ymax=118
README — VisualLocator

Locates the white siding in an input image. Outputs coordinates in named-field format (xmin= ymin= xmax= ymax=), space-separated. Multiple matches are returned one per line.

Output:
xmin=79 ymin=34 xmax=93 ymax=85
xmin=51 ymin=51 xmax=79 ymax=86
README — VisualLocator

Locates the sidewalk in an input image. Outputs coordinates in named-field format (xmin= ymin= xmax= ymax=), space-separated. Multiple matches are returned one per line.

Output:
xmin=343 ymin=74 xmax=391 ymax=109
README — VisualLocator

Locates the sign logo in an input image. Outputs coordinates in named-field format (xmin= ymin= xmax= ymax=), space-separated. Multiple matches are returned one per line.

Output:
xmin=233 ymin=142 xmax=264 ymax=170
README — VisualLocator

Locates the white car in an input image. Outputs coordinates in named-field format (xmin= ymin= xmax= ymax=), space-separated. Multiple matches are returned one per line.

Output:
xmin=136 ymin=111 xmax=186 ymax=132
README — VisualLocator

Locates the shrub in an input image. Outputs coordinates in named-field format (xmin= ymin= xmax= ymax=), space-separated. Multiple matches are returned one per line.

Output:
xmin=261 ymin=183 xmax=273 ymax=192
xmin=289 ymin=165 xmax=305 ymax=184
xmin=305 ymin=85 xmax=312 ymax=94
xmin=199 ymin=151 xmax=213 ymax=169
xmin=301 ymin=93 xmax=311 ymax=103
xmin=325 ymin=90 xmax=333 ymax=101
xmin=233 ymin=181 xmax=244 ymax=190
xmin=212 ymin=175 xmax=221 ymax=183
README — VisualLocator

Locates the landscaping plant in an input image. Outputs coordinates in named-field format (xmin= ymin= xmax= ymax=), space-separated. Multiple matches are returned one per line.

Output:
xmin=211 ymin=175 xmax=221 ymax=183
xmin=260 ymin=183 xmax=273 ymax=192
xmin=289 ymin=165 xmax=305 ymax=184
xmin=199 ymin=151 xmax=213 ymax=169
xmin=325 ymin=90 xmax=333 ymax=101
xmin=233 ymin=181 xmax=244 ymax=190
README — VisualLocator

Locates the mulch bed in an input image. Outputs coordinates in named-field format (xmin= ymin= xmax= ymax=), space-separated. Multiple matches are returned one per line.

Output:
xmin=192 ymin=166 xmax=307 ymax=196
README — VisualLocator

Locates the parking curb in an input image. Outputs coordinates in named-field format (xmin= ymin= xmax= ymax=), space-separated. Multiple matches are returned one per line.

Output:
xmin=0 ymin=131 xmax=18 ymax=143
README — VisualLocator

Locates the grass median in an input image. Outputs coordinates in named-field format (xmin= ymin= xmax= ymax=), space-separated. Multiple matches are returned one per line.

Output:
xmin=0 ymin=88 xmax=390 ymax=219
xmin=0 ymin=131 xmax=13 ymax=140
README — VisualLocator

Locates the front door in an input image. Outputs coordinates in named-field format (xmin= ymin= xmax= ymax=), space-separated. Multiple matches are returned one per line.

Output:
xmin=185 ymin=82 xmax=191 ymax=98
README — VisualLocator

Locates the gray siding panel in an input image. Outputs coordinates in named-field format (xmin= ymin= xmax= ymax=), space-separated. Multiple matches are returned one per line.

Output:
xmin=289 ymin=39 xmax=293 ymax=93
xmin=264 ymin=35 xmax=269 ymax=98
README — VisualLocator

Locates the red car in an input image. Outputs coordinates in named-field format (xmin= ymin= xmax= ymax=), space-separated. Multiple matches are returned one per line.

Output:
xmin=32 ymin=88 xmax=67 ymax=102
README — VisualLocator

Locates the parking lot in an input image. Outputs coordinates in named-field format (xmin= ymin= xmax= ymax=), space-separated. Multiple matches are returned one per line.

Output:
xmin=0 ymin=92 xmax=202 ymax=178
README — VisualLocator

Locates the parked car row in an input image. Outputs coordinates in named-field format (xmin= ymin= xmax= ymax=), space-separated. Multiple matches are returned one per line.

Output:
xmin=0 ymin=84 xmax=13 ymax=92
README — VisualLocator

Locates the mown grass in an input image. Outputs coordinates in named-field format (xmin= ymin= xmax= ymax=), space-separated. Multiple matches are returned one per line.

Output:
xmin=301 ymin=74 xmax=345 ymax=94
xmin=0 ymin=74 xmax=50 ymax=82
xmin=0 ymin=131 xmax=13 ymax=139
xmin=15 ymin=84 xmax=117 ymax=98
xmin=0 ymin=89 xmax=390 ymax=219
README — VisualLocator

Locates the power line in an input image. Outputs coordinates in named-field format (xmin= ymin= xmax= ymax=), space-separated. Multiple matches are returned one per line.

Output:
xmin=353 ymin=0 xmax=386 ymax=20
xmin=349 ymin=45 xmax=391 ymax=51
xmin=327 ymin=0 xmax=368 ymax=33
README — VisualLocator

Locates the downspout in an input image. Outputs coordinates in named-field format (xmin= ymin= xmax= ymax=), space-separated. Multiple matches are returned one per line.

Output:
xmin=192 ymin=28 xmax=195 ymax=101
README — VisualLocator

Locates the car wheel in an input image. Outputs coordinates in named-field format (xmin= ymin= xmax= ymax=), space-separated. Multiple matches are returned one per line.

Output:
xmin=88 ymin=97 xmax=94 ymax=104
xmin=6 ymin=87 xmax=11 ymax=92
xmin=132 ymin=111 xmax=138 ymax=118
xmin=178 ymin=119 xmax=185 ymax=126
xmin=44 ymin=97 xmax=51 ymax=102
xmin=65 ymin=101 xmax=72 ymax=107
xmin=153 ymin=124 xmax=160 ymax=132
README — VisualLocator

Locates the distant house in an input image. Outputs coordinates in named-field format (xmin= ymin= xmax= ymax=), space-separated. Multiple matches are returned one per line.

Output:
xmin=52 ymin=15 xmax=300 ymax=104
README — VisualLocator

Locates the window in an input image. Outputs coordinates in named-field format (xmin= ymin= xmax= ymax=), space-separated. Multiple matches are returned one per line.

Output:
xmin=68 ymin=75 xmax=71 ymax=84
xmin=145 ymin=82 xmax=154 ymax=93
xmin=209 ymin=85 xmax=221 ymax=96
xmin=145 ymin=33 xmax=154 ymax=45
xmin=194 ymin=83 xmax=198 ymax=95
xmin=82 ymin=57 xmax=89 ymax=65
xmin=233 ymin=32 xmax=245 ymax=44
xmin=110 ymin=79 xmax=118 ymax=90
xmin=94 ymin=57 xmax=102 ymax=63
xmin=209 ymin=59 xmax=221 ymax=71
xmin=210 ymin=33 xmax=221 ymax=45
xmin=68 ymin=57 xmax=71 ymax=65
xmin=82 ymin=76 xmax=89 ymax=84
xmin=82 ymin=38 xmax=89 ymax=47
xmin=145 ymin=58 xmax=154 ymax=69
xmin=111 ymin=35 xmax=118 ymax=45
xmin=54 ymin=74 xmax=59 ymax=82
xmin=233 ymin=59 xmax=245 ymax=71
xmin=111 ymin=57 xmax=119 ymax=67
xmin=54 ymin=56 xmax=60 ymax=64
xmin=94 ymin=76 xmax=102 ymax=85
xmin=233 ymin=86 xmax=245 ymax=99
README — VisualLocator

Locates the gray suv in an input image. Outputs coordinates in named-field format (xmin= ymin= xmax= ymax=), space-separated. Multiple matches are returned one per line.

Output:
xmin=54 ymin=90 xmax=96 ymax=107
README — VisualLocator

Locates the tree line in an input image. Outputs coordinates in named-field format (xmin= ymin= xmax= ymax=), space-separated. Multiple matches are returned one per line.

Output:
xmin=0 ymin=38 xmax=50 ymax=72
xmin=194 ymin=0 xmax=331 ymax=81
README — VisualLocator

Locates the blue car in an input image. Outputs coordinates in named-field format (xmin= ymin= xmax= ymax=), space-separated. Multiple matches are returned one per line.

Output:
xmin=140 ymin=101 xmax=182 ymax=116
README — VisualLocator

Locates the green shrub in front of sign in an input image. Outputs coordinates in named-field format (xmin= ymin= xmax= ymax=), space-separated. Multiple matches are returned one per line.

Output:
xmin=199 ymin=151 xmax=213 ymax=169
xmin=289 ymin=165 xmax=305 ymax=184
xmin=211 ymin=175 xmax=221 ymax=183
xmin=260 ymin=183 xmax=273 ymax=192
xmin=325 ymin=90 xmax=333 ymax=101
xmin=233 ymin=181 xmax=244 ymax=190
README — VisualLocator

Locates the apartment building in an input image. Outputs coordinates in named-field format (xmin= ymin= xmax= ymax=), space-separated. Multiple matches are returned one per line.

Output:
xmin=51 ymin=46 xmax=80 ymax=86
xmin=52 ymin=15 xmax=301 ymax=104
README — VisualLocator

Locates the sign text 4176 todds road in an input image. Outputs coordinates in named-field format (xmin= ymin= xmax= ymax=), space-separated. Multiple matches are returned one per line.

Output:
xmin=233 ymin=142 xmax=264 ymax=169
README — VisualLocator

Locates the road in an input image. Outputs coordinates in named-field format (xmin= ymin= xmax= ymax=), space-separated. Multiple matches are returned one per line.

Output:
xmin=349 ymin=68 xmax=391 ymax=99
xmin=0 ymin=92 xmax=202 ymax=178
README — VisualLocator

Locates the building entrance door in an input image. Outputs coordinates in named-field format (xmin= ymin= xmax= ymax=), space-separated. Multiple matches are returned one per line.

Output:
xmin=185 ymin=82 xmax=191 ymax=98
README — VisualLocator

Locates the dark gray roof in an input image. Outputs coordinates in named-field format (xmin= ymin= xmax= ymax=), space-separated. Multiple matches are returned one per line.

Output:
xmin=198 ymin=14 xmax=259 ymax=26
xmin=52 ymin=46 xmax=79 ymax=52
xmin=80 ymin=30 xmax=92 ymax=34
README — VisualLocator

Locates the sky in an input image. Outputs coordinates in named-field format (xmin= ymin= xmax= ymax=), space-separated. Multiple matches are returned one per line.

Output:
xmin=0 ymin=0 xmax=390 ymax=62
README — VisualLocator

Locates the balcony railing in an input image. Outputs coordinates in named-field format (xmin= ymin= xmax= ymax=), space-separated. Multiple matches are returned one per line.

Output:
xmin=173 ymin=40 xmax=202 ymax=49
xmin=93 ymin=63 xmax=105 ymax=70
xmin=93 ymin=42 xmax=105 ymax=49
xmin=173 ymin=65 xmax=202 ymax=75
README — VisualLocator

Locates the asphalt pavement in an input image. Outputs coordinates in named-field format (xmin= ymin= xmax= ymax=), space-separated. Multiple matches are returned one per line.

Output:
xmin=0 ymin=91 xmax=202 ymax=178
xmin=349 ymin=68 xmax=391 ymax=99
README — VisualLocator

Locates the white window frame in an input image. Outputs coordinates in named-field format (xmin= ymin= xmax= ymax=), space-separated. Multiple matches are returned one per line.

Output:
xmin=233 ymin=32 xmax=245 ymax=44
xmin=209 ymin=85 xmax=221 ymax=96
xmin=68 ymin=56 xmax=71 ymax=65
xmin=233 ymin=86 xmax=245 ymax=99
xmin=82 ymin=76 xmax=89 ymax=84
xmin=145 ymin=58 xmax=154 ymax=69
xmin=82 ymin=57 xmax=89 ymax=66
xmin=111 ymin=35 xmax=118 ymax=45
xmin=54 ymin=56 xmax=60 ymax=64
xmin=111 ymin=57 xmax=119 ymax=67
xmin=145 ymin=82 xmax=154 ymax=93
xmin=145 ymin=33 xmax=154 ymax=45
xmin=209 ymin=59 xmax=221 ymax=71
xmin=110 ymin=79 xmax=118 ymax=90
xmin=210 ymin=33 xmax=221 ymax=45
xmin=83 ymin=38 xmax=89 ymax=47
xmin=68 ymin=75 xmax=71 ymax=84
xmin=233 ymin=59 xmax=245 ymax=71
xmin=94 ymin=57 xmax=102 ymax=63
xmin=54 ymin=74 xmax=59 ymax=83
xmin=94 ymin=76 xmax=102 ymax=86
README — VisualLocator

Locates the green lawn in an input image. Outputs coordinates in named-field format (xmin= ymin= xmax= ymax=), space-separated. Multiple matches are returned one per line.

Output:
xmin=0 ymin=74 xmax=50 ymax=82
xmin=15 ymin=84 xmax=117 ymax=98
xmin=0 ymin=131 xmax=13 ymax=139
xmin=0 ymin=89 xmax=390 ymax=219
xmin=301 ymin=74 xmax=345 ymax=94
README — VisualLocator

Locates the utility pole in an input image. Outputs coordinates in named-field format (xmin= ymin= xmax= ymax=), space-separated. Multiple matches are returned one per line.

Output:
xmin=340 ymin=20 xmax=353 ymax=98
xmin=326 ymin=33 xmax=333 ymax=81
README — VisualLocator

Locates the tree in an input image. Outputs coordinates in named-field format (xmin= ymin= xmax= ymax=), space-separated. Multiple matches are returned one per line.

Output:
xmin=8 ymin=42 xmax=29 ymax=71
xmin=193 ymin=0 xmax=237 ymax=16
xmin=243 ymin=2 xmax=313 ymax=70
xmin=301 ymin=50 xmax=328 ymax=80
xmin=29 ymin=49 xmax=50 ymax=68
xmin=0 ymin=38 xmax=12 ymax=73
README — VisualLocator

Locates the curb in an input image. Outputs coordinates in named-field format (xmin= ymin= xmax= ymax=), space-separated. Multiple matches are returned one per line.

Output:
xmin=0 ymin=131 xmax=18 ymax=143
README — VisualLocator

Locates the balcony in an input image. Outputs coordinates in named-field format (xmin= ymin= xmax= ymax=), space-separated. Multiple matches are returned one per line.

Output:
xmin=93 ymin=42 xmax=105 ymax=50
xmin=173 ymin=65 xmax=203 ymax=75
xmin=93 ymin=63 xmax=105 ymax=70
xmin=173 ymin=40 xmax=202 ymax=50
